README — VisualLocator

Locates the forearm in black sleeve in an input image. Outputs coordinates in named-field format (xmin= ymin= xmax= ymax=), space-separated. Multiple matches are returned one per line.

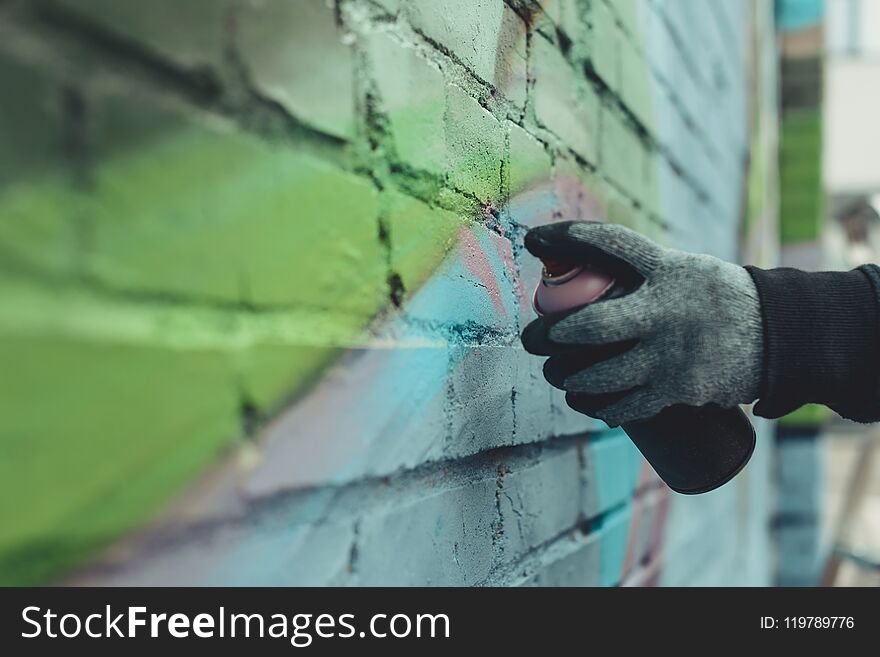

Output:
xmin=744 ymin=264 xmax=880 ymax=422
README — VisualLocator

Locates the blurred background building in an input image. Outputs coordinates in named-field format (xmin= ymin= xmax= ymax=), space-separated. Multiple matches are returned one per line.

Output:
xmin=820 ymin=0 xmax=880 ymax=586
xmin=826 ymin=0 xmax=880 ymax=273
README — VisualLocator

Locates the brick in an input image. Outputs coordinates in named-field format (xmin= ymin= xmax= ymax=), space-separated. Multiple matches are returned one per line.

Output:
xmin=237 ymin=341 xmax=340 ymax=413
xmin=549 ymin=155 xmax=608 ymax=223
xmin=75 ymin=517 xmax=355 ymax=586
xmin=658 ymin=485 xmax=742 ymax=582
xmin=550 ymin=388 xmax=599 ymax=436
xmin=445 ymin=343 xmax=517 ymax=455
xmin=553 ymin=0 xmax=593 ymax=64
xmin=540 ymin=0 xmax=562 ymax=24
xmin=0 ymin=179 xmax=80 ymax=279
xmin=658 ymin=95 xmax=700 ymax=186
xmin=582 ymin=432 xmax=642 ymax=517
xmin=237 ymin=0 xmax=355 ymax=139
xmin=386 ymin=190 xmax=466 ymax=299
xmin=510 ymin=346 xmax=557 ymax=444
xmin=641 ymin=146 xmax=661 ymax=218
xmin=498 ymin=446 xmax=582 ymax=556
xmin=0 ymin=56 xmax=78 ymax=277
xmin=507 ymin=121 xmax=552 ymax=195
xmin=643 ymin=0 xmax=674 ymax=81
xmin=211 ymin=520 xmax=355 ymax=587
xmin=609 ymin=0 xmax=641 ymax=39
xmin=528 ymin=534 xmax=601 ymax=586
xmin=0 ymin=322 xmax=239 ymax=584
xmin=596 ymin=178 xmax=639 ymax=231
xmin=405 ymin=0 xmax=527 ymax=107
xmin=618 ymin=36 xmax=655 ymax=134
xmin=620 ymin=487 xmax=668 ymax=578
xmin=53 ymin=0 xmax=228 ymax=70
xmin=242 ymin=343 xmax=453 ymax=494
xmin=401 ymin=220 xmax=518 ymax=331
xmin=445 ymin=84 xmax=504 ymax=202
xmin=599 ymin=105 xmax=640 ymax=197
xmin=373 ymin=0 xmax=401 ymax=15
xmin=364 ymin=30 xmax=447 ymax=175
xmin=356 ymin=474 xmax=499 ymax=585
xmin=657 ymin=156 xmax=689 ymax=232
xmin=621 ymin=556 xmax=662 ymax=586
xmin=589 ymin=0 xmax=619 ymax=92
xmin=598 ymin=506 xmax=631 ymax=586
xmin=0 ymin=56 xmax=65 ymax=184
xmin=532 ymin=36 xmax=599 ymax=163
xmin=84 ymin=95 xmax=385 ymax=314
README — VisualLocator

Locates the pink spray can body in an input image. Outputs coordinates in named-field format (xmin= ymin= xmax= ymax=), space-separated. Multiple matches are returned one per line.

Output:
xmin=530 ymin=257 xmax=755 ymax=495
xmin=532 ymin=261 xmax=615 ymax=316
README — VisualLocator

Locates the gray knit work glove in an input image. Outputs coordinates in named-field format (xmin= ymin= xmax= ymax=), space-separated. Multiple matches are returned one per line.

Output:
xmin=521 ymin=221 xmax=764 ymax=427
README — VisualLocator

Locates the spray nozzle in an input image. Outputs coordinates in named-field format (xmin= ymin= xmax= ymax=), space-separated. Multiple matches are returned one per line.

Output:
xmin=540 ymin=260 xmax=584 ymax=287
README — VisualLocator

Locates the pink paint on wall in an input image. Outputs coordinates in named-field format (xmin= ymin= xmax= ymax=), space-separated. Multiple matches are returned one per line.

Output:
xmin=458 ymin=226 xmax=509 ymax=319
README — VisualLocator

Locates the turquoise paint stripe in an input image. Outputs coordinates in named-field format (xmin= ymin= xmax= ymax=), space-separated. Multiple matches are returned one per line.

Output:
xmin=599 ymin=505 xmax=632 ymax=587
xmin=210 ymin=228 xmax=522 ymax=582
xmin=592 ymin=429 xmax=642 ymax=512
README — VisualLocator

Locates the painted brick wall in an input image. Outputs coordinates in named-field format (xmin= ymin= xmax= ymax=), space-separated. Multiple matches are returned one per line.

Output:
xmin=0 ymin=0 xmax=777 ymax=585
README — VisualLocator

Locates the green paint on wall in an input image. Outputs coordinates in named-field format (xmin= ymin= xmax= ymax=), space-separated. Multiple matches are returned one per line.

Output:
xmin=0 ymin=88 xmax=480 ymax=582
xmin=387 ymin=190 xmax=468 ymax=297
xmin=0 ymin=18 xmax=555 ymax=581
xmin=85 ymin=123 xmax=387 ymax=312
xmin=0 ymin=115 xmax=391 ymax=585
xmin=0 ymin=328 xmax=239 ymax=584
xmin=0 ymin=276 xmax=360 ymax=584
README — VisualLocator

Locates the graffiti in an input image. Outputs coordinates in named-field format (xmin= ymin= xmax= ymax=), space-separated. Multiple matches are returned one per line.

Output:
xmin=0 ymin=0 xmax=778 ymax=586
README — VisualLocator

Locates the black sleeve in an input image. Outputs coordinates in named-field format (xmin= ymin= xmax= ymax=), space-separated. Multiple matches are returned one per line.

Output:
xmin=744 ymin=264 xmax=880 ymax=422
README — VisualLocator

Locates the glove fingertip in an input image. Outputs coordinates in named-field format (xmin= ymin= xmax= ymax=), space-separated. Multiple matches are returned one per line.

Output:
xmin=564 ymin=389 xmax=632 ymax=421
xmin=520 ymin=317 xmax=554 ymax=355
xmin=524 ymin=220 xmax=608 ymax=259
xmin=524 ymin=221 xmax=575 ymax=258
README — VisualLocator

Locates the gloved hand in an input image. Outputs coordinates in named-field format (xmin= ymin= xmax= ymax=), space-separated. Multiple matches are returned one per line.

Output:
xmin=521 ymin=221 xmax=764 ymax=427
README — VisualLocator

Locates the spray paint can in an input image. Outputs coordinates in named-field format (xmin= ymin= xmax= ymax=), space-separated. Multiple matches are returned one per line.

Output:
xmin=534 ymin=260 xmax=756 ymax=494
